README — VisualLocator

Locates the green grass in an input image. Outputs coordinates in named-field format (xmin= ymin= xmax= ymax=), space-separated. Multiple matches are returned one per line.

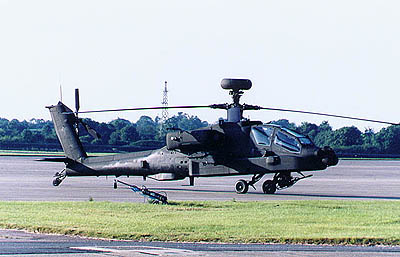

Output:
xmin=0 ymin=200 xmax=399 ymax=245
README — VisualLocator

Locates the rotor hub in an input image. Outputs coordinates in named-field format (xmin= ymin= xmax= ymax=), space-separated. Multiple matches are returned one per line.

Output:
xmin=220 ymin=78 xmax=253 ymax=122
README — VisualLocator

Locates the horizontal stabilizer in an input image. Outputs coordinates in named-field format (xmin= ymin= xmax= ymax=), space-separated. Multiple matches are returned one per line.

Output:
xmin=36 ymin=157 xmax=73 ymax=163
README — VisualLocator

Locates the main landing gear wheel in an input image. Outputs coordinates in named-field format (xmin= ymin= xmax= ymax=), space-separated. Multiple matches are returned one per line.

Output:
xmin=235 ymin=179 xmax=249 ymax=194
xmin=262 ymin=180 xmax=276 ymax=194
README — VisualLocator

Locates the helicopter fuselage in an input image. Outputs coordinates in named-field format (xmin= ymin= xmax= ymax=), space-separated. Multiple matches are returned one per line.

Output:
xmin=63 ymin=120 xmax=337 ymax=183
xmin=46 ymin=78 xmax=341 ymax=194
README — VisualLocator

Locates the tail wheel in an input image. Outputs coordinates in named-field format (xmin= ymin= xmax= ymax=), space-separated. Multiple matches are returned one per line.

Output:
xmin=53 ymin=178 xmax=62 ymax=186
xmin=262 ymin=180 xmax=276 ymax=194
xmin=52 ymin=169 xmax=66 ymax=187
xmin=235 ymin=179 xmax=249 ymax=194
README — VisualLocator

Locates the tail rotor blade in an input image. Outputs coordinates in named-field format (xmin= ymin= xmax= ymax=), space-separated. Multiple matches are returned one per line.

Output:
xmin=79 ymin=119 xmax=101 ymax=140
xmin=75 ymin=88 xmax=80 ymax=114
xmin=84 ymin=123 xmax=101 ymax=140
xmin=73 ymin=88 xmax=81 ymax=136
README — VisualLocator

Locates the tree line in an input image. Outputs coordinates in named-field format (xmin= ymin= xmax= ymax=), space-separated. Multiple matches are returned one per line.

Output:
xmin=0 ymin=115 xmax=400 ymax=157
xmin=0 ymin=113 xmax=208 ymax=152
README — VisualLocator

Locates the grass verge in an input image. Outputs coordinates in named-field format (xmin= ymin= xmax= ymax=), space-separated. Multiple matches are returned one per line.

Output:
xmin=0 ymin=200 xmax=399 ymax=245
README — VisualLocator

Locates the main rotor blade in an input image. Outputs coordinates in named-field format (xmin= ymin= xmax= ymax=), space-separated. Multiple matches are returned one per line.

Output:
xmin=76 ymin=105 xmax=212 ymax=114
xmin=259 ymin=107 xmax=399 ymax=126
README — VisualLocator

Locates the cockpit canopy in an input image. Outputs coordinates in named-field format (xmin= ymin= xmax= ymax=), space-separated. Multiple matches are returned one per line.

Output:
xmin=251 ymin=125 xmax=314 ymax=153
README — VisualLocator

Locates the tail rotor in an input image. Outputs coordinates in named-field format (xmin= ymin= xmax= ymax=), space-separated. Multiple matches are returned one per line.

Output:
xmin=74 ymin=88 xmax=80 ymax=135
xmin=75 ymin=88 xmax=80 ymax=116
xmin=74 ymin=88 xmax=101 ymax=140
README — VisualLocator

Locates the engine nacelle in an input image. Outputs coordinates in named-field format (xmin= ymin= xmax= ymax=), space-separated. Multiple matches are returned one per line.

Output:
xmin=166 ymin=129 xmax=225 ymax=152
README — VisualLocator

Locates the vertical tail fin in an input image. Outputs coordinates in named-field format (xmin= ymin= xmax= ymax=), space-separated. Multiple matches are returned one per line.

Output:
xmin=47 ymin=102 xmax=87 ymax=161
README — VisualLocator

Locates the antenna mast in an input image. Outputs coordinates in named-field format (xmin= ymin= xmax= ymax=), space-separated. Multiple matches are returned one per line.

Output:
xmin=58 ymin=73 xmax=63 ymax=102
xmin=59 ymin=84 xmax=63 ymax=102
xmin=161 ymin=81 xmax=169 ymax=123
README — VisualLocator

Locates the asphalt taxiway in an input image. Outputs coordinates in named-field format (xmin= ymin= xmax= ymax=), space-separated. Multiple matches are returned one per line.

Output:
xmin=1 ymin=156 xmax=400 ymax=256
xmin=1 ymin=229 xmax=400 ymax=256
xmin=0 ymin=156 xmax=399 ymax=202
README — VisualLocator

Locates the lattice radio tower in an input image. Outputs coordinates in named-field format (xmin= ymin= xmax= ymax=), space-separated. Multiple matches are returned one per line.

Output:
xmin=161 ymin=81 xmax=169 ymax=123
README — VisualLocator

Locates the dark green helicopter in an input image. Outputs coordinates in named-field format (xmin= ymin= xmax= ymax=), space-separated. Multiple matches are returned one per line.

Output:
xmin=43 ymin=79 xmax=397 ymax=194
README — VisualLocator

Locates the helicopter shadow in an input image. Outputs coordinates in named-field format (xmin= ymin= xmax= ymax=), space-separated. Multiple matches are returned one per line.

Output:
xmin=115 ymin=185 xmax=400 ymax=200
xmin=113 ymin=185 xmax=231 ymax=194
xmin=142 ymin=187 xmax=237 ymax=194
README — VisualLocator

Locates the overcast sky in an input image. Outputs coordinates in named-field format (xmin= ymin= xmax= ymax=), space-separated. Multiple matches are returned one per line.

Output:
xmin=1 ymin=0 xmax=399 ymax=131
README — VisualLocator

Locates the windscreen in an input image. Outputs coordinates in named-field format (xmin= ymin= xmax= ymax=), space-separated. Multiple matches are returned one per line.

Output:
xmin=252 ymin=126 xmax=274 ymax=146
xmin=282 ymin=127 xmax=314 ymax=146
xmin=275 ymin=130 xmax=301 ymax=152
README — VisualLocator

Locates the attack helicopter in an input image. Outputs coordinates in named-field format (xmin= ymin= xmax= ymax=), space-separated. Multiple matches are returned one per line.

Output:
xmin=42 ymin=78 xmax=398 ymax=194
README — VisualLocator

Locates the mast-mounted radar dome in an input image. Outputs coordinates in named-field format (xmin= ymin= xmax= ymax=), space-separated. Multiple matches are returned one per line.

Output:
xmin=221 ymin=78 xmax=252 ymax=91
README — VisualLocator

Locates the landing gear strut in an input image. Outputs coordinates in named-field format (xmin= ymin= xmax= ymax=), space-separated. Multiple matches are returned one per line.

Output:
xmin=262 ymin=172 xmax=312 ymax=194
xmin=53 ymin=169 xmax=66 ymax=186
xmin=274 ymin=172 xmax=312 ymax=191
